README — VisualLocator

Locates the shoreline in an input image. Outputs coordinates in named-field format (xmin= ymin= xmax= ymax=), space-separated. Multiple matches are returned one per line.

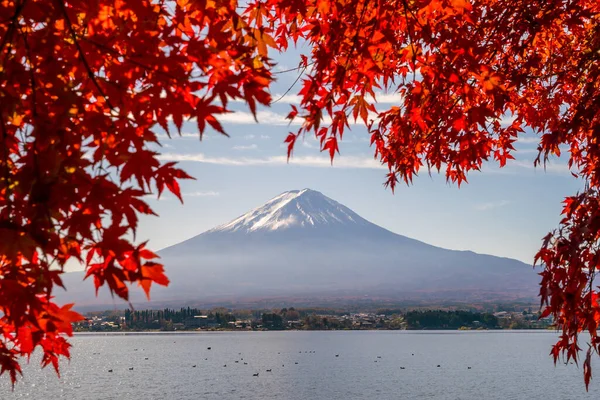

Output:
xmin=73 ymin=328 xmax=556 ymax=336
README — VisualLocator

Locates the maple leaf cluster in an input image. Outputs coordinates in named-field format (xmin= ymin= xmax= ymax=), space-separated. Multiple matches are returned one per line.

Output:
xmin=0 ymin=0 xmax=274 ymax=385
xmin=260 ymin=0 xmax=600 ymax=388
xmin=1 ymin=0 xmax=599 ymax=389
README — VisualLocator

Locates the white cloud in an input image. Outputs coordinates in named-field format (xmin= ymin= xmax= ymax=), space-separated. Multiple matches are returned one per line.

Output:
xmin=499 ymin=114 xmax=517 ymax=127
xmin=270 ymin=92 xmax=402 ymax=105
xmin=165 ymin=107 xmax=382 ymax=128
xmin=146 ymin=190 xmax=220 ymax=201
xmin=157 ymin=132 xmax=204 ymax=140
xmin=260 ymin=135 xmax=270 ymax=139
xmin=217 ymin=110 xmax=340 ymax=126
xmin=482 ymin=159 xmax=573 ymax=176
xmin=219 ymin=110 xmax=301 ymax=126
xmin=271 ymin=94 xmax=302 ymax=104
xmin=517 ymin=137 xmax=540 ymax=144
xmin=218 ymin=109 xmax=383 ymax=126
xmin=343 ymin=134 xmax=370 ymax=144
xmin=475 ymin=200 xmax=511 ymax=211
xmin=513 ymin=148 xmax=539 ymax=154
xmin=510 ymin=159 xmax=571 ymax=174
xmin=372 ymin=93 xmax=403 ymax=104
xmin=273 ymin=64 xmax=292 ymax=72
xmin=185 ymin=191 xmax=220 ymax=197
xmin=158 ymin=152 xmax=384 ymax=169
xmin=160 ymin=149 xmax=570 ymax=174
xmin=244 ymin=134 xmax=256 ymax=139
xmin=233 ymin=144 xmax=259 ymax=151
xmin=485 ymin=114 xmax=521 ymax=128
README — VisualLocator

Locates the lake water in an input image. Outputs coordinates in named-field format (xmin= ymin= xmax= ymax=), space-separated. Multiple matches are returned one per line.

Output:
xmin=2 ymin=330 xmax=597 ymax=399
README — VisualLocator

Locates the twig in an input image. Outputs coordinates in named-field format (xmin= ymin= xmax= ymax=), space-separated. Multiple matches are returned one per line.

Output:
xmin=400 ymin=0 xmax=417 ymax=81
xmin=271 ymin=65 xmax=306 ymax=104
xmin=273 ymin=62 xmax=314 ymax=75
xmin=18 ymin=25 xmax=37 ymax=118
xmin=56 ymin=0 xmax=115 ymax=111
xmin=82 ymin=37 xmax=182 ymax=82
xmin=0 ymin=0 xmax=27 ymax=57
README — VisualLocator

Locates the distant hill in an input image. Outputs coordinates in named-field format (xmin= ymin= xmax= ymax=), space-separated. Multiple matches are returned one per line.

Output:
xmin=57 ymin=189 xmax=540 ymax=310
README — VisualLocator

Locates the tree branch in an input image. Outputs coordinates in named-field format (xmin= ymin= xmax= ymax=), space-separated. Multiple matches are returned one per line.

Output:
xmin=56 ymin=0 xmax=115 ymax=111
xmin=0 ymin=0 xmax=27 ymax=57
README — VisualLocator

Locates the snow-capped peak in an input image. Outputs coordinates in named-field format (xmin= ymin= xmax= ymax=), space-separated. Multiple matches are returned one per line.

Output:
xmin=208 ymin=189 xmax=367 ymax=233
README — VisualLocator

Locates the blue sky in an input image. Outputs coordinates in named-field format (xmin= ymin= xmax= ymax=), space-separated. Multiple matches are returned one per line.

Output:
xmin=137 ymin=49 xmax=583 ymax=265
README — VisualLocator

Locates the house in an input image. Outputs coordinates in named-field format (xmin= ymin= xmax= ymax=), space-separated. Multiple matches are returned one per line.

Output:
xmin=287 ymin=320 xmax=303 ymax=328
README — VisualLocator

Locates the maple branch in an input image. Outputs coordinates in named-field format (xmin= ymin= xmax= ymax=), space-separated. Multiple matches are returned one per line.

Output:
xmin=17 ymin=25 xmax=37 ymax=119
xmin=272 ymin=62 xmax=314 ymax=75
xmin=0 ymin=118 xmax=12 ymax=213
xmin=56 ymin=0 xmax=122 ymax=184
xmin=0 ymin=0 xmax=25 ymax=173
xmin=272 ymin=65 xmax=307 ymax=104
xmin=400 ymin=0 xmax=417 ymax=81
xmin=0 ymin=1 xmax=26 ymax=212
xmin=56 ymin=0 xmax=115 ymax=111
xmin=81 ymin=37 xmax=183 ymax=82
xmin=0 ymin=0 xmax=27 ymax=57
xmin=341 ymin=0 xmax=370 ymax=81
xmin=17 ymin=23 xmax=56 ymax=252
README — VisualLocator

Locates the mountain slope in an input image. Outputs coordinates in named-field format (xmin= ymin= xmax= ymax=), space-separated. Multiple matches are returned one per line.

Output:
xmin=58 ymin=189 xmax=540 ymax=308
xmin=207 ymin=188 xmax=368 ymax=232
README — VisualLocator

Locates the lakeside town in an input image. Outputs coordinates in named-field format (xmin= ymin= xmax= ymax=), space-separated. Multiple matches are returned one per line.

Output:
xmin=73 ymin=307 xmax=555 ymax=333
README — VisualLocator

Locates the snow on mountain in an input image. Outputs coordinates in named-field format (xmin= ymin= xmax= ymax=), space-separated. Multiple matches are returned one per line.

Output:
xmin=57 ymin=188 xmax=541 ymax=309
xmin=208 ymin=189 xmax=366 ymax=233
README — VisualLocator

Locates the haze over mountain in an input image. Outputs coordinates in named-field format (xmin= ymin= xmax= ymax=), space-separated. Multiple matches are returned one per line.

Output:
xmin=58 ymin=189 xmax=540 ymax=309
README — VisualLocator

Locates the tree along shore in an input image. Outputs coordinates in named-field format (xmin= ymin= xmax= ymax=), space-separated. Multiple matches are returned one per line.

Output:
xmin=73 ymin=308 xmax=554 ymax=332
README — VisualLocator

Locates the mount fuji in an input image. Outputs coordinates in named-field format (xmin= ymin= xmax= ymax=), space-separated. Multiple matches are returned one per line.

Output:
xmin=58 ymin=189 xmax=540 ymax=308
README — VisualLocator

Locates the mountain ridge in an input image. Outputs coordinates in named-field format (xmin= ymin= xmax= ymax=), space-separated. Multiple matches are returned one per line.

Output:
xmin=207 ymin=188 xmax=369 ymax=233
xmin=57 ymin=189 xmax=540 ymax=309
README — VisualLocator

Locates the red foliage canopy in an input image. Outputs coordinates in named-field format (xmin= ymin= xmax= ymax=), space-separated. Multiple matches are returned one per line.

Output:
xmin=0 ymin=0 xmax=599 ymax=389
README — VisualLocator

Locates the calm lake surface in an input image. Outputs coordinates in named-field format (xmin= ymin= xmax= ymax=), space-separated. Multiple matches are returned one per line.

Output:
xmin=2 ymin=330 xmax=598 ymax=399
